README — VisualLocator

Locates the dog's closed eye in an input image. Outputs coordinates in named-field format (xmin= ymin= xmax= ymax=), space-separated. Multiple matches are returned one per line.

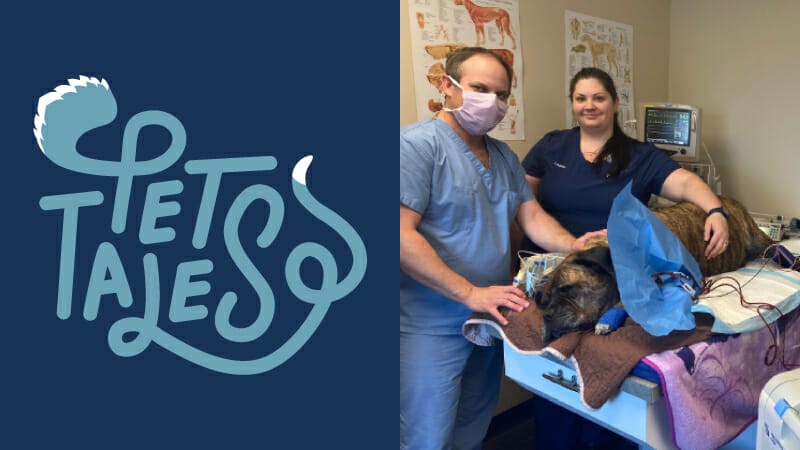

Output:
xmin=556 ymin=283 xmax=579 ymax=297
xmin=536 ymin=283 xmax=577 ymax=309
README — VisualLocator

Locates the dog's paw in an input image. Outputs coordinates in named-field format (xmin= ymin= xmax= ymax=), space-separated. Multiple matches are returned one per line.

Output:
xmin=595 ymin=323 xmax=613 ymax=335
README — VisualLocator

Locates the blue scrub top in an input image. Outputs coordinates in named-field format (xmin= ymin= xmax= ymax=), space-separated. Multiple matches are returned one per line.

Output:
xmin=400 ymin=119 xmax=533 ymax=334
xmin=522 ymin=128 xmax=679 ymax=240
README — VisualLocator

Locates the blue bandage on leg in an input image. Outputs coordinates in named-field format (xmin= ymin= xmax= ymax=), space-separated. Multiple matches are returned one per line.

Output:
xmin=595 ymin=306 xmax=628 ymax=335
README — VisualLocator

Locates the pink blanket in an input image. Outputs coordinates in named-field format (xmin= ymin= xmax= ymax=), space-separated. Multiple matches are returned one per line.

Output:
xmin=643 ymin=307 xmax=800 ymax=450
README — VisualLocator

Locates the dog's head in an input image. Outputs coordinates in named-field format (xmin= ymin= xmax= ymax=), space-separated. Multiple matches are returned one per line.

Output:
xmin=536 ymin=241 xmax=619 ymax=343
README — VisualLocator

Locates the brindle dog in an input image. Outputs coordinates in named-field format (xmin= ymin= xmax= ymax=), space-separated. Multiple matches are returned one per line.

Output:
xmin=535 ymin=197 xmax=774 ymax=343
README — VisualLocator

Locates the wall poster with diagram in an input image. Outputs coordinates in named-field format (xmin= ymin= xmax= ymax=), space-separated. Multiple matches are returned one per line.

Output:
xmin=565 ymin=10 xmax=635 ymax=137
xmin=406 ymin=0 xmax=524 ymax=140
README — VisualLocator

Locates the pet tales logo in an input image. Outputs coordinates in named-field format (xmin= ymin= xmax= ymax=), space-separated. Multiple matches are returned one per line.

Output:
xmin=33 ymin=76 xmax=367 ymax=374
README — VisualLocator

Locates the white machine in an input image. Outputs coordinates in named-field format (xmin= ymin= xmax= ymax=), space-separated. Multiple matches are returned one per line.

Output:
xmin=750 ymin=213 xmax=787 ymax=241
xmin=637 ymin=102 xmax=723 ymax=195
xmin=757 ymin=369 xmax=800 ymax=450
xmin=638 ymin=102 xmax=701 ymax=162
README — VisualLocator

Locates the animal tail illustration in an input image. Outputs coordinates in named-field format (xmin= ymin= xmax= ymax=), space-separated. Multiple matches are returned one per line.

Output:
xmin=33 ymin=75 xmax=118 ymax=173
xmin=287 ymin=156 xmax=368 ymax=304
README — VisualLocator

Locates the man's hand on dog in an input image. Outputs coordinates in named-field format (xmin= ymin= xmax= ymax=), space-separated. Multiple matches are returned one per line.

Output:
xmin=463 ymin=285 xmax=530 ymax=326
xmin=572 ymin=229 xmax=608 ymax=251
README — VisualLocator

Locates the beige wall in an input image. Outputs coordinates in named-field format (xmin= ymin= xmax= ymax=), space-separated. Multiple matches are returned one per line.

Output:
xmin=669 ymin=0 xmax=800 ymax=219
xmin=401 ymin=0 xmax=672 ymax=158
xmin=403 ymin=0 xmax=800 ymax=220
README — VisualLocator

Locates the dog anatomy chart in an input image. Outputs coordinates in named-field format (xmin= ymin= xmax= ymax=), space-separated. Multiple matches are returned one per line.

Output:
xmin=565 ymin=10 xmax=635 ymax=137
xmin=407 ymin=0 xmax=524 ymax=140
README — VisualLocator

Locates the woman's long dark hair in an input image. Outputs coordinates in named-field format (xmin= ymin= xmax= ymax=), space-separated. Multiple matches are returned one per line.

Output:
xmin=569 ymin=67 xmax=630 ymax=177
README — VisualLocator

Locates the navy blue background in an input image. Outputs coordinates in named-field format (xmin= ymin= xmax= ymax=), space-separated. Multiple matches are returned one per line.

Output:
xmin=2 ymin=4 xmax=395 ymax=448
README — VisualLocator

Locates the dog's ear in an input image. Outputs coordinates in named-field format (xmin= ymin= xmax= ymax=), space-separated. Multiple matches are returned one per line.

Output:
xmin=540 ymin=316 xmax=553 ymax=344
xmin=572 ymin=246 xmax=614 ymax=276
xmin=532 ymin=289 xmax=544 ymax=306
xmin=540 ymin=313 xmax=564 ymax=344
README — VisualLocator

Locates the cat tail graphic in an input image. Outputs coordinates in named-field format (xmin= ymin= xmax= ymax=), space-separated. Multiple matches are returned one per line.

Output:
xmin=287 ymin=155 xmax=368 ymax=304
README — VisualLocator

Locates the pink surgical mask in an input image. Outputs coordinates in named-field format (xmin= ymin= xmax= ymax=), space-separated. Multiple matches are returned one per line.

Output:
xmin=443 ymin=75 xmax=508 ymax=136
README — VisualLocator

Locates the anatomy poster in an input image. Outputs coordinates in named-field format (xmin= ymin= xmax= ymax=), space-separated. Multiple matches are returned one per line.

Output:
xmin=565 ymin=11 xmax=635 ymax=137
xmin=407 ymin=0 xmax=524 ymax=140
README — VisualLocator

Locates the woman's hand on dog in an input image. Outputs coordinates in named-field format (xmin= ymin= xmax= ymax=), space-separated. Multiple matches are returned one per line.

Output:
xmin=704 ymin=214 xmax=730 ymax=259
xmin=463 ymin=285 xmax=530 ymax=326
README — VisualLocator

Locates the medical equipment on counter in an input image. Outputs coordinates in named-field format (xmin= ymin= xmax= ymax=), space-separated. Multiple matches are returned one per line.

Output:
xmin=751 ymin=213 xmax=788 ymax=241
xmin=638 ymin=102 xmax=701 ymax=162
xmin=757 ymin=369 xmax=800 ymax=450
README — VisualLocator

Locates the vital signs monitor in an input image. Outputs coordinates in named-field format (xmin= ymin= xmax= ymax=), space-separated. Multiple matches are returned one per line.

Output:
xmin=638 ymin=103 xmax=701 ymax=162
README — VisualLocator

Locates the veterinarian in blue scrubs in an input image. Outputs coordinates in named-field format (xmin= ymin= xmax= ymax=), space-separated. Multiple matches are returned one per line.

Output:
xmin=520 ymin=66 xmax=730 ymax=449
xmin=400 ymin=47 xmax=605 ymax=450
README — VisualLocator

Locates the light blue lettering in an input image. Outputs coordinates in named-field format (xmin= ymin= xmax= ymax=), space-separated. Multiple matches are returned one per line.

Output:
xmin=139 ymin=179 xmax=183 ymax=244
xmin=169 ymin=259 xmax=213 ymax=323
xmin=84 ymin=242 xmax=133 ymax=321
xmin=39 ymin=191 xmax=104 ymax=319
xmin=184 ymin=156 xmax=277 ymax=250
xmin=216 ymin=184 xmax=284 ymax=343
xmin=285 ymin=157 xmax=367 ymax=305
xmin=36 ymin=77 xmax=371 ymax=376
xmin=35 ymin=87 xmax=185 ymax=235
xmin=111 ymin=111 xmax=186 ymax=234
xmin=108 ymin=253 xmax=161 ymax=357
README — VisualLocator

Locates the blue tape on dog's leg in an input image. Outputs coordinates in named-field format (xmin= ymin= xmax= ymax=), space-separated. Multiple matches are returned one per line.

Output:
xmin=595 ymin=306 xmax=629 ymax=335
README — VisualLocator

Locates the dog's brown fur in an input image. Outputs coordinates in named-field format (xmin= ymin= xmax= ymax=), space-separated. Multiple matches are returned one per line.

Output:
xmin=651 ymin=198 xmax=772 ymax=276
xmin=535 ymin=196 xmax=773 ymax=343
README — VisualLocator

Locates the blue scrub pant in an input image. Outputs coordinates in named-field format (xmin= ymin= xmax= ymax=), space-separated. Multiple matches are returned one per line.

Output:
xmin=400 ymin=332 xmax=503 ymax=450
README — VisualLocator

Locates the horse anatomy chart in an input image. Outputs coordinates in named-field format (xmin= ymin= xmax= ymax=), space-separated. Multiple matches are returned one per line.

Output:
xmin=565 ymin=11 xmax=635 ymax=137
xmin=407 ymin=0 xmax=524 ymax=140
